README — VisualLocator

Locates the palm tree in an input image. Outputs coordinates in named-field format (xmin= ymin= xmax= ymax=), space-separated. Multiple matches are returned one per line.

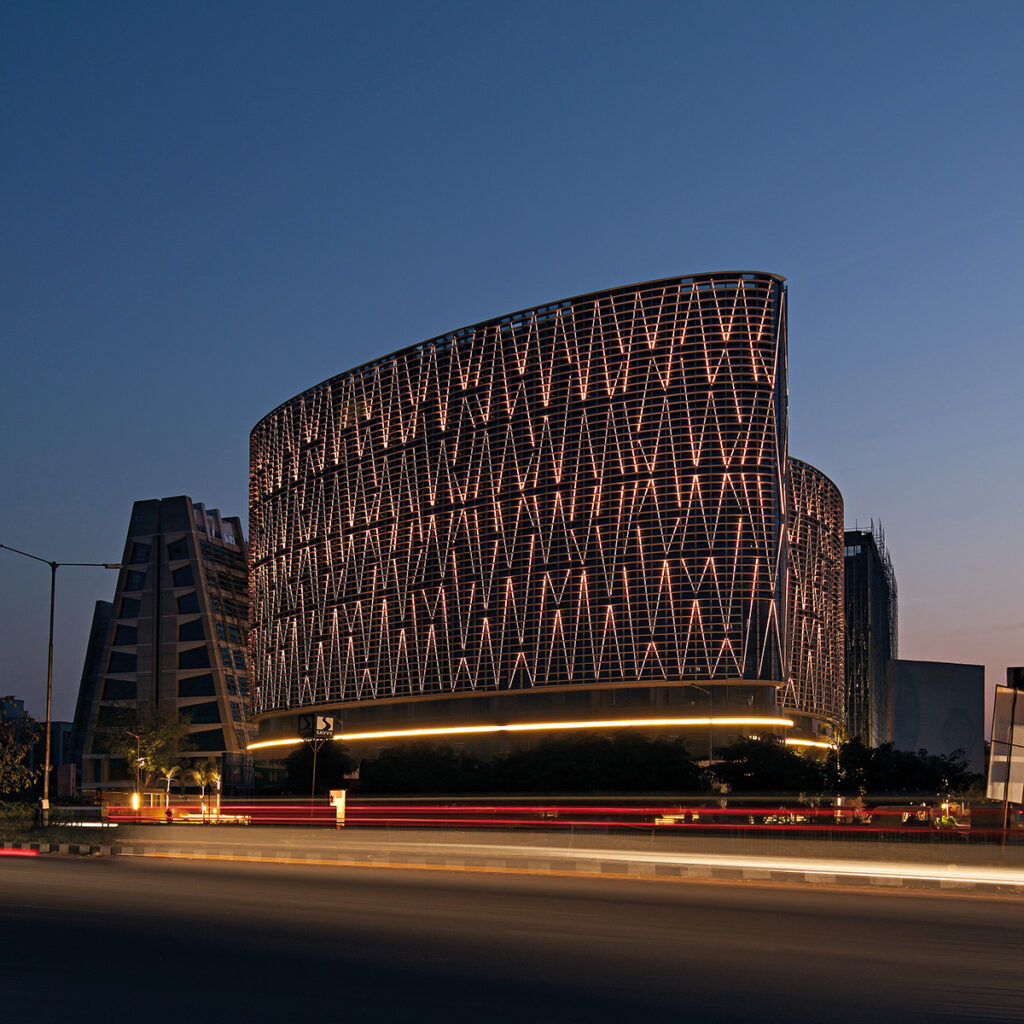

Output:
xmin=191 ymin=761 xmax=211 ymax=816
xmin=157 ymin=764 xmax=181 ymax=809
xmin=208 ymin=760 xmax=222 ymax=817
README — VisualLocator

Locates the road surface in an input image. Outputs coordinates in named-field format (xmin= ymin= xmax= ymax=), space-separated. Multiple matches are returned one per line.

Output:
xmin=1 ymin=855 xmax=1021 ymax=1022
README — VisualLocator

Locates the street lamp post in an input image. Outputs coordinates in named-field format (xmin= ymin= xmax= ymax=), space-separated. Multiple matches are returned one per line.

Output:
xmin=691 ymin=684 xmax=715 ymax=767
xmin=0 ymin=544 xmax=121 ymax=826
xmin=126 ymin=730 xmax=142 ymax=812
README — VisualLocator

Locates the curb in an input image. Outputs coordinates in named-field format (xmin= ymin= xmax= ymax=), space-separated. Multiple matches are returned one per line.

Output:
xmin=9 ymin=836 xmax=1024 ymax=896
xmin=1 ymin=839 xmax=112 ymax=857
xmin=109 ymin=842 xmax=1024 ymax=896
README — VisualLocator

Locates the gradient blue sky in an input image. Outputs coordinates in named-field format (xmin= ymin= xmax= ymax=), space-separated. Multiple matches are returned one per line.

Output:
xmin=2 ymin=1 xmax=1021 ymax=724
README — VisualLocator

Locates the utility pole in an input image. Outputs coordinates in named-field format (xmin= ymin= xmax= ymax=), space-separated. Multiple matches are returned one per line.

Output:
xmin=692 ymin=684 xmax=715 ymax=767
xmin=0 ymin=544 xmax=121 ymax=826
xmin=126 ymin=730 xmax=142 ymax=813
xmin=298 ymin=714 xmax=338 ymax=821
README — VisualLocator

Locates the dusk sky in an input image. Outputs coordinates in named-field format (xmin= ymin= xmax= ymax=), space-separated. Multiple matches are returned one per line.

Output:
xmin=1 ymin=1 xmax=1021 ymax=724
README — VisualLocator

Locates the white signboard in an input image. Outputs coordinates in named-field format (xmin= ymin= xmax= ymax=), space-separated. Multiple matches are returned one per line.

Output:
xmin=298 ymin=714 xmax=337 ymax=739
xmin=987 ymin=686 xmax=1024 ymax=803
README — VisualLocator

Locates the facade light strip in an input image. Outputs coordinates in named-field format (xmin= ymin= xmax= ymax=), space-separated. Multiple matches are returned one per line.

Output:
xmin=784 ymin=737 xmax=837 ymax=750
xmin=247 ymin=716 xmax=795 ymax=752
xmin=247 ymin=738 xmax=306 ymax=750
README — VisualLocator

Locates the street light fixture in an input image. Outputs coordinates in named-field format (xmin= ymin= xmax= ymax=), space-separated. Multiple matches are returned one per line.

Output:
xmin=0 ymin=543 xmax=121 ymax=826
xmin=126 ymin=729 xmax=143 ymax=812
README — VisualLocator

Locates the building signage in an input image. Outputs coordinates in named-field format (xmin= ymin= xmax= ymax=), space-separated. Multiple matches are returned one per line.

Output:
xmin=298 ymin=714 xmax=337 ymax=739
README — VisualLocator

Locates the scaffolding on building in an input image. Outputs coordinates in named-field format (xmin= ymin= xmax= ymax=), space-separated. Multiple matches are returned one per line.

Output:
xmin=870 ymin=519 xmax=898 ymax=660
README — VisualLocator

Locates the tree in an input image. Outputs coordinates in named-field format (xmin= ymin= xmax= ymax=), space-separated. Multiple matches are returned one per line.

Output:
xmin=358 ymin=744 xmax=478 ymax=795
xmin=829 ymin=740 xmax=979 ymax=797
xmin=191 ymin=760 xmax=215 ymax=807
xmin=355 ymin=735 xmax=707 ymax=795
xmin=489 ymin=734 xmax=706 ymax=794
xmin=712 ymin=736 xmax=824 ymax=794
xmin=157 ymin=764 xmax=181 ymax=808
xmin=285 ymin=743 xmax=355 ymax=796
xmin=0 ymin=718 xmax=40 ymax=797
xmin=208 ymin=760 xmax=222 ymax=814
xmin=106 ymin=703 xmax=193 ymax=789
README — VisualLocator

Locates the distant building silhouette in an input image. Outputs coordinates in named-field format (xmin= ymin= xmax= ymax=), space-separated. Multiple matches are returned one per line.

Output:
xmin=844 ymin=524 xmax=898 ymax=745
xmin=73 ymin=496 xmax=251 ymax=791
xmin=0 ymin=694 xmax=29 ymax=725
xmin=888 ymin=659 xmax=984 ymax=773
xmin=3 ymin=695 xmax=73 ymax=795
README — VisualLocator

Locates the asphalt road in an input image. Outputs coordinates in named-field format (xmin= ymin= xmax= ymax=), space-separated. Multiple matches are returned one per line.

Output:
xmin=1 ymin=856 xmax=1021 ymax=1023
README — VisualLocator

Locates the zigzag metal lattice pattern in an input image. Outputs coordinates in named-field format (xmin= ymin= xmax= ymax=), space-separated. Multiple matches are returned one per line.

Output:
xmin=249 ymin=273 xmax=788 ymax=715
xmin=784 ymin=458 xmax=845 ymax=727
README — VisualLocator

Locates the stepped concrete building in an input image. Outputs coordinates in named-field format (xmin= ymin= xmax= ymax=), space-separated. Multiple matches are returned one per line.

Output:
xmin=70 ymin=599 xmax=114 ymax=775
xmin=249 ymin=272 xmax=842 ymax=758
xmin=74 ymin=496 xmax=252 ymax=790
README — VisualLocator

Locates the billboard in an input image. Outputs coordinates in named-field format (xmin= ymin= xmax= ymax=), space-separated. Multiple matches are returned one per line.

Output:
xmin=987 ymin=685 xmax=1024 ymax=804
xmin=297 ymin=714 xmax=337 ymax=739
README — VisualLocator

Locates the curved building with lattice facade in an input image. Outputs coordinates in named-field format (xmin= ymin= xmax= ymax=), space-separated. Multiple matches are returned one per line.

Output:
xmin=249 ymin=272 xmax=796 ymax=756
xmin=784 ymin=458 xmax=845 ymax=739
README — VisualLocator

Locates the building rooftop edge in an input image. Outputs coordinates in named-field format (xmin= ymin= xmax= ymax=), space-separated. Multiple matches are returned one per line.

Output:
xmin=788 ymin=456 xmax=843 ymax=494
xmin=251 ymin=270 xmax=788 ymax=436
xmin=890 ymin=658 xmax=985 ymax=671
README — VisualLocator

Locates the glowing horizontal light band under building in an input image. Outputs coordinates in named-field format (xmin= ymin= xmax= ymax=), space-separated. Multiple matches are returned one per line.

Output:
xmin=247 ymin=716 xmax=795 ymax=752
xmin=247 ymin=737 xmax=306 ymax=750
xmin=784 ymin=738 xmax=837 ymax=750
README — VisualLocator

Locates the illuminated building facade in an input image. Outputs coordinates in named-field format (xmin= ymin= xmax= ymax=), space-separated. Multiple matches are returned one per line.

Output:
xmin=249 ymin=272 xmax=797 ymax=756
xmin=74 ymin=496 xmax=253 ymax=790
xmin=784 ymin=458 xmax=845 ymax=739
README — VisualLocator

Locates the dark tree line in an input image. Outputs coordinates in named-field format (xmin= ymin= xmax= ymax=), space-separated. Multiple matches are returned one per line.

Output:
xmin=359 ymin=734 xmax=707 ymax=795
xmin=284 ymin=734 xmax=705 ymax=795
xmin=280 ymin=734 xmax=982 ymax=798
